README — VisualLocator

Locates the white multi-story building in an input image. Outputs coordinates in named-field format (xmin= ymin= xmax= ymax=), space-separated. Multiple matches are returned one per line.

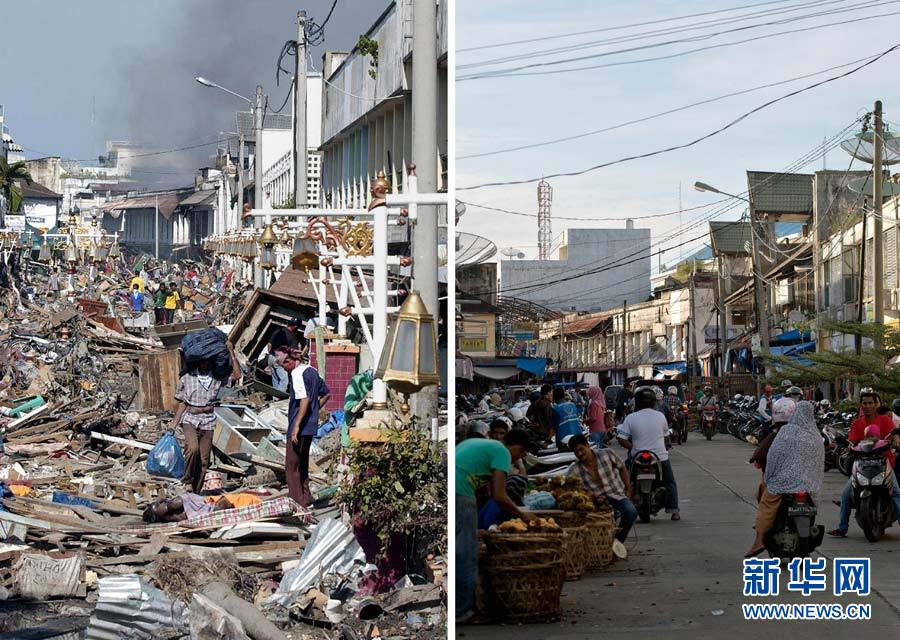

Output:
xmin=500 ymin=225 xmax=653 ymax=313
xmin=319 ymin=0 xmax=448 ymax=209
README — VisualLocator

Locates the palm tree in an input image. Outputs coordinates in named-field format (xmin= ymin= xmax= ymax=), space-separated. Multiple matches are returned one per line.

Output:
xmin=0 ymin=157 xmax=33 ymax=214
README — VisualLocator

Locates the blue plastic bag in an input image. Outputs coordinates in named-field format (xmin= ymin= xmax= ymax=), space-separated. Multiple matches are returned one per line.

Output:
xmin=146 ymin=430 xmax=185 ymax=479
xmin=523 ymin=491 xmax=556 ymax=511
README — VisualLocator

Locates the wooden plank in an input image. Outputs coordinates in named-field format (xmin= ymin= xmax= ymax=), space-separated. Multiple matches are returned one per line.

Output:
xmin=89 ymin=432 xmax=154 ymax=451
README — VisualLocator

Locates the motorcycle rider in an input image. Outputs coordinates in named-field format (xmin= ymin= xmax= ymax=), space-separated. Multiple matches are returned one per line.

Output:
xmin=784 ymin=386 xmax=804 ymax=404
xmin=828 ymin=389 xmax=900 ymax=537
xmin=745 ymin=401 xmax=824 ymax=558
xmin=617 ymin=387 xmax=680 ymax=520
xmin=551 ymin=387 xmax=583 ymax=449
xmin=699 ymin=385 xmax=717 ymax=407
xmin=663 ymin=386 xmax=682 ymax=424
xmin=757 ymin=385 xmax=774 ymax=422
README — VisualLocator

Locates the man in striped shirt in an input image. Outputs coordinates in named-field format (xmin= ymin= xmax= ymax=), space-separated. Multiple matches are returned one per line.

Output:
xmin=566 ymin=434 xmax=636 ymax=542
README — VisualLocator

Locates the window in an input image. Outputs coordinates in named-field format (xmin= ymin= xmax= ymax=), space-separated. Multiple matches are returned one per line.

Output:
xmin=841 ymin=249 xmax=857 ymax=304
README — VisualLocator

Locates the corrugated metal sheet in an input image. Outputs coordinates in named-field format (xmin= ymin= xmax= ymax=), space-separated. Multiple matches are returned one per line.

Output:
xmin=269 ymin=518 xmax=365 ymax=606
xmin=747 ymin=171 xmax=814 ymax=215
xmin=85 ymin=575 xmax=188 ymax=640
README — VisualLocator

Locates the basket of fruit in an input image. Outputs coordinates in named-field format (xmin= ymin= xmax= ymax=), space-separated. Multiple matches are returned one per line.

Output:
xmin=481 ymin=519 xmax=566 ymax=623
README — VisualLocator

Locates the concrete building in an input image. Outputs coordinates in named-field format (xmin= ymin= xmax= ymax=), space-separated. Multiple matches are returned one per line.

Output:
xmin=319 ymin=0 xmax=448 ymax=209
xmin=261 ymin=74 xmax=324 ymax=208
xmin=500 ymin=226 xmax=652 ymax=313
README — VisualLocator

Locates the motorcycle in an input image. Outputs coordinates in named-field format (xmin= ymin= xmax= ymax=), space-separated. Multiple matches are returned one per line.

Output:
xmin=849 ymin=440 xmax=896 ymax=542
xmin=630 ymin=449 xmax=670 ymax=523
xmin=700 ymin=404 xmax=719 ymax=440
xmin=763 ymin=491 xmax=824 ymax=559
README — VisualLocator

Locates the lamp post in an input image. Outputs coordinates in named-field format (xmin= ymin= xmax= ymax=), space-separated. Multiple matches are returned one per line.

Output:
xmin=195 ymin=75 xmax=265 ymax=286
xmin=695 ymin=180 xmax=769 ymax=384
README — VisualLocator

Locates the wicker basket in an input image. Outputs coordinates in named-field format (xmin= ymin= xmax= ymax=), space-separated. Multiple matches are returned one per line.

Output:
xmin=554 ymin=510 xmax=588 ymax=528
xmin=561 ymin=525 xmax=588 ymax=580
xmin=585 ymin=511 xmax=616 ymax=569
xmin=481 ymin=532 xmax=566 ymax=624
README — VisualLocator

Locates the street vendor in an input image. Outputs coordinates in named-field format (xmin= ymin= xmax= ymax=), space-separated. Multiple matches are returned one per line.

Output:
xmin=278 ymin=345 xmax=330 ymax=507
xmin=168 ymin=345 xmax=241 ymax=494
xmin=456 ymin=429 xmax=536 ymax=624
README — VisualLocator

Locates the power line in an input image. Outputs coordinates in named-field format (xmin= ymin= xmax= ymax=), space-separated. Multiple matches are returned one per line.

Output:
xmin=458 ymin=199 xmax=729 ymax=221
xmin=459 ymin=4 xmax=900 ymax=80
xmin=458 ymin=46 xmax=898 ymax=191
xmin=458 ymin=52 xmax=880 ymax=160
xmin=472 ymin=121 xmax=860 ymax=297
xmin=460 ymin=0 xmax=856 ymax=69
xmin=458 ymin=0 xmax=816 ymax=53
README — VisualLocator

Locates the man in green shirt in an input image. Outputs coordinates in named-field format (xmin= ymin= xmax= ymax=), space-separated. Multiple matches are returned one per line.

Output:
xmin=456 ymin=429 xmax=534 ymax=623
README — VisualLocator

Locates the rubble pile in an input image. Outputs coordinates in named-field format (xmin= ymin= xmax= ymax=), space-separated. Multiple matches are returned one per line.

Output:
xmin=0 ymin=256 xmax=447 ymax=640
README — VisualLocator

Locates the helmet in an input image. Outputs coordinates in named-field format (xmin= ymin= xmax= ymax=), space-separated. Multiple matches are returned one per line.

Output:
xmin=704 ymin=385 xmax=712 ymax=392
xmin=667 ymin=386 xmax=678 ymax=396
xmin=785 ymin=386 xmax=803 ymax=400
xmin=496 ymin=416 xmax=513 ymax=429
xmin=780 ymin=379 xmax=793 ymax=389
xmin=468 ymin=421 xmax=489 ymax=438
xmin=819 ymin=399 xmax=832 ymax=410
xmin=508 ymin=407 xmax=526 ymax=423
xmin=489 ymin=393 xmax=502 ymax=407
xmin=734 ymin=394 xmax=744 ymax=401
xmin=772 ymin=397 xmax=797 ymax=423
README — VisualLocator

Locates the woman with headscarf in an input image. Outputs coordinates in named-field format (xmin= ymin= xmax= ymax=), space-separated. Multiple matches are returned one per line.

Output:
xmin=585 ymin=386 xmax=609 ymax=449
xmin=745 ymin=401 xmax=824 ymax=557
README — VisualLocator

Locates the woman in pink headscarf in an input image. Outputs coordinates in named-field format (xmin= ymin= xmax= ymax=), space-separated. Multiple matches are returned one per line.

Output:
xmin=585 ymin=386 xmax=608 ymax=449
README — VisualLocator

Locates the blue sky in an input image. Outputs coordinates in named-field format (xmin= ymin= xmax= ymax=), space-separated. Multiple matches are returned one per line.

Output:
xmin=457 ymin=0 xmax=900 ymax=272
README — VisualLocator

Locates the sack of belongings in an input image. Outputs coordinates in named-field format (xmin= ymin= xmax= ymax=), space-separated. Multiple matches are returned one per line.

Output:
xmin=180 ymin=327 xmax=231 ymax=380
xmin=146 ymin=430 xmax=185 ymax=479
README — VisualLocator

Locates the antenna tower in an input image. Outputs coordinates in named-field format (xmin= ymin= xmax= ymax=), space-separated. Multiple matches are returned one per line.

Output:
xmin=537 ymin=179 xmax=553 ymax=260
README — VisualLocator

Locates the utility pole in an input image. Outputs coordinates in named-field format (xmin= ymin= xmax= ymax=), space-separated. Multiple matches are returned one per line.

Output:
xmin=237 ymin=133 xmax=245 ymax=229
xmin=717 ymin=255 xmax=727 ymax=378
xmin=154 ymin=194 xmax=159 ymax=259
xmin=873 ymin=99 xmax=885 ymax=348
xmin=621 ymin=300 xmax=627 ymax=370
xmin=857 ymin=200 xmax=868 ymax=355
xmin=689 ymin=263 xmax=697 ymax=384
xmin=253 ymin=85 xmax=264 ymax=288
xmin=294 ymin=11 xmax=308 ymax=207
xmin=410 ymin=0 xmax=439 ymax=420
xmin=748 ymin=202 xmax=769 ymax=369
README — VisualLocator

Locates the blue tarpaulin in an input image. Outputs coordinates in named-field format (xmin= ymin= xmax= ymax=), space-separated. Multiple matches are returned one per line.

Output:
xmin=517 ymin=357 xmax=547 ymax=377
xmin=770 ymin=329 xmax=812 ymax=345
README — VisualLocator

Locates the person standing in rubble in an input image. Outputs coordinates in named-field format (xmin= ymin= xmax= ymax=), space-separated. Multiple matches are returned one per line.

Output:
xmin=163 ymin=281 xmax=181 ymax=324
xmin=130 ymin=269 xmax=144 ymax=293
xmin=129 ymin=283 xmax=144 ymax=313
xmin=169 ymin=343 xmax=242 ymax=494
xmin=153 ymin=284 xmax=166 ymax=325
xmin=46 ymin=267 xmax=61 ymax=301
xmin=278 ymin=345 xmax=330 ymax=507
xmin=267 ymin=318 xmax=301 ymax=392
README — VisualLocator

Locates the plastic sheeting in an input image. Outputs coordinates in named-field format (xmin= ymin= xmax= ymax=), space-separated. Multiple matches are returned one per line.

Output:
xmin=268 ymin=518 xmax=366 ymax=607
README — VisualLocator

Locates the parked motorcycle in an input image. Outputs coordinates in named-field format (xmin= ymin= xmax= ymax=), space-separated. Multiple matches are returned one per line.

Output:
xmin=630 ymin=449 xmax=669 ymax=523
xmin=849 ymin=440 xmax=896 ymax=542
xmin=701 ymin=404 xmax=719 ymax=440
xmin=764 ymin=491 xmax=824 ymax=559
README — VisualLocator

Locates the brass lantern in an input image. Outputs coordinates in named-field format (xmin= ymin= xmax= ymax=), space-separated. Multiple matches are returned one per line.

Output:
xmin=375 ymin=291 xmax=440 ymax=395
xmin=291 ymin=237 xmax=319 ymax=271
xmin=64 ymin=239 xmax=79 ymax=264
xmin=38 ymin=240 xmax=52 ymax=262
xmin=258 ymin=223 xmax=278 ymax=270
xmin=108 ymin=239 xmax=120 ymax=259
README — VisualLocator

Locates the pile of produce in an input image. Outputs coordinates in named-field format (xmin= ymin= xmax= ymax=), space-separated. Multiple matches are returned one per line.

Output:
xmin=495 ymin=517 xmax=562 ymax=533
xmin=534 ymin=477 xmax=596 ymax=512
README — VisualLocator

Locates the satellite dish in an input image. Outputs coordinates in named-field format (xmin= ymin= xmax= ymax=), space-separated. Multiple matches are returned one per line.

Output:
xmin=840 ymin=132 xmax=900 ymax=165
xmin=847 ymin=176 xmax=900 ymax=198
xmin=501 ymin=247 xmax=525 ymax=259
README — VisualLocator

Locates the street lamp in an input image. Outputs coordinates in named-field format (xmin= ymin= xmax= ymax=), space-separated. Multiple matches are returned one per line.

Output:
xmin=375 ymin=291 xmax=440 ymax=396
xmin=194 ymin=76 xmax=253 ymax=105
xmin=693 ymin=181 xmax=749 ymax=203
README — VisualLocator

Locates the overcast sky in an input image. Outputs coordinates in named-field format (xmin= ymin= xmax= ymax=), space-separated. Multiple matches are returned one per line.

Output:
xmin=0 ymin=0 xmax=383 ymax=186
xmin=457 ymin=0 xmax=900 ymax=286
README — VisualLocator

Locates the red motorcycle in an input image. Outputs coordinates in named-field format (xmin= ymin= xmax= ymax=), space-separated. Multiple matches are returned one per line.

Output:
xmin=701 ymin=404 xmax=719 ymax=441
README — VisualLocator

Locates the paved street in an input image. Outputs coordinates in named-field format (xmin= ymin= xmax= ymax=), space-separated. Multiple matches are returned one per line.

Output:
xmin=461 ymin=435 xmax=900 ymax=639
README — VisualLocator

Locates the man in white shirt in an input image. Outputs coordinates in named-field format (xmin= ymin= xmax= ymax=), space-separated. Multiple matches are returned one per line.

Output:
xmin=757 ymin=385 xmax=774 ymax=421
xmin=617 ymin=387 xmax=681 ymax=520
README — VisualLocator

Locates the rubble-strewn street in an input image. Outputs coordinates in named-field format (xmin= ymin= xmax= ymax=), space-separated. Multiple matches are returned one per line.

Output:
xmin=0 ymin=0 xmax=449 ymax=637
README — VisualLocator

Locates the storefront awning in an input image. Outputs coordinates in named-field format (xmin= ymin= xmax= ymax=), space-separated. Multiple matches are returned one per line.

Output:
xmin=516 ymin=357 xmax=547 ymax=377
xmin=473 ymin=366 xmax=522 ymax=381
